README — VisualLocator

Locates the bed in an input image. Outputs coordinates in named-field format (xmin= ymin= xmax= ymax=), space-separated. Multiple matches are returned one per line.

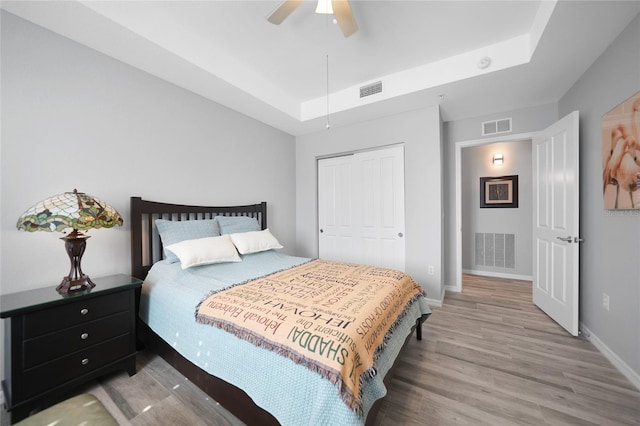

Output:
xmin=130 ymin=196 xmax=431 ymax=426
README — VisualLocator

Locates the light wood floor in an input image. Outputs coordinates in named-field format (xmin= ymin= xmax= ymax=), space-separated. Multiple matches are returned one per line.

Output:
xmin=373 ymin=274 xmax=640 ymax=425
xmin=3 ymin=274 xmax=639 ymax=425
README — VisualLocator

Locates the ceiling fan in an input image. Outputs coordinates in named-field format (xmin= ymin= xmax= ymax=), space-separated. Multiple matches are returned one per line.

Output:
xmin=267 ymin=0 xmax=358 ymax=38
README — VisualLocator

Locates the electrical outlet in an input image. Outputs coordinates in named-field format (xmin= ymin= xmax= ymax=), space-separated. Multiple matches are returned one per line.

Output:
xmin=427 ymin=266 xmax=435 ymax=275
xmin=602 ymin=293 xmax=610 ymax=311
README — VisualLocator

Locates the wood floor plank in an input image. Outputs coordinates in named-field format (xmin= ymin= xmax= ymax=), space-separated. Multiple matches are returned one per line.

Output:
xmin=99 ymin=367 xmax=172 ymax=420
xmin=371 ymin=379 xmax=425 ymax=425
xmin=522 ymin=326 xmax=601 ymax=349
xmin=410 ymin=351 xmax=495 ymax=388
xmin=136 ymin=351 xmax=242 ymax=426
xmin=435 ymin=340 xmax=577 ymax=392
xmin=417 ymin=387 xmax=521 ymax=426
xmin=482 ymin=328 xmax=614 ymax=367
xmin=564 ymin=369 xmax=640 ymax=394
xmin=538 ymin=405 xmax=602 ymax=426
xmin=394 ymin=364 xmax=545 ymax=425
xmin=493 ymin=370 xmax=640 ymax=425
xmin=129 ymin=395 xmax=211 ymax=426
xmin=565 ymin=372 xmax=640 ymax=408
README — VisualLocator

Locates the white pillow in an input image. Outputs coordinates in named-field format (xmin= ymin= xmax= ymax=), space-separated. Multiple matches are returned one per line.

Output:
xmin=229 ymin=229 xmax=283 ymax=255
xmin=165 ymin=235 xmax=241 ymax=269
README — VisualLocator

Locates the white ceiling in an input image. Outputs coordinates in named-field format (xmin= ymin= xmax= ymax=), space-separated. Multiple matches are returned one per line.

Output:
xmin=3 ymin=1 xmax=639 ymax=135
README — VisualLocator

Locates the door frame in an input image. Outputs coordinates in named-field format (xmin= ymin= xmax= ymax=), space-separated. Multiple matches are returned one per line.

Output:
xmin=453 ymin=131 xmax=536 ymax=293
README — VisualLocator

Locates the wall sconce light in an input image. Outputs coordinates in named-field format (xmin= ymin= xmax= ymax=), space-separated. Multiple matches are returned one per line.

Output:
xmin=493 ymin=153 xmax=504 ymax=166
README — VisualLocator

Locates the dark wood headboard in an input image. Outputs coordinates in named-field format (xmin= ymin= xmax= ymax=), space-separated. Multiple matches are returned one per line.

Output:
xmin=130 ymin=197 xmax=267 ymax=279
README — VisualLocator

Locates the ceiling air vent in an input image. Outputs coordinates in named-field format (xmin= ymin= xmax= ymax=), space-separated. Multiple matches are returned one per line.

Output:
xmin=482 ymin=117 xmax=512 ymax=136
xmin=360 ymin=81 xmax=382 ymax=98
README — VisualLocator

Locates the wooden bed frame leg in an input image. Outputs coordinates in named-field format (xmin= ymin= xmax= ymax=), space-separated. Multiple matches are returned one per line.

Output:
xmin=416 ymin=318 xmax=422 ymax=341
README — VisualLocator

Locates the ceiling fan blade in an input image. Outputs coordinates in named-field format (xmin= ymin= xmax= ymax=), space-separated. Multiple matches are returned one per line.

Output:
xmin=266 ymin=0 xmax=303 ymax=25
xmin=332 ymin=0 xmax=358 ymax=37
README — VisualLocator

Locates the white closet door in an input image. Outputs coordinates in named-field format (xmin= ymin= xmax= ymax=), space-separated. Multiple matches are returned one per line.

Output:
xmin=318 ymin=154 xmax=357 ymax=263
xmin=318 ymin=145 xmax=406 ymax=271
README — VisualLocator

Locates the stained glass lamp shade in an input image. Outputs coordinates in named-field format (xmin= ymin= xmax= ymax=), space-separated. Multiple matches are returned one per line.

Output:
xmin=16 ymin=189 xmax=123 ymax=294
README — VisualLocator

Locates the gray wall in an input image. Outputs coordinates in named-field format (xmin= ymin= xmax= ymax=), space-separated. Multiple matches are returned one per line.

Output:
xmin=1 ymin=11 xmax=297 ymax=293
xmin=443 ymin=103 xmax=558 ymax=287
xmin=461 ymin=140 xmax=532 ymax=278
xmin=559 ymin=14 xmax=640 ymax=379
xmin=295 ymin=107 xmax=443 ymax=302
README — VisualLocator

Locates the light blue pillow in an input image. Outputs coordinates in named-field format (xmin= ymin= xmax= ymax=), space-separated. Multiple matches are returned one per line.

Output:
xmin=215 ymin=215 xmax=261 ymax=235
xmin=155 ymin=219 xmax=220 ymax=263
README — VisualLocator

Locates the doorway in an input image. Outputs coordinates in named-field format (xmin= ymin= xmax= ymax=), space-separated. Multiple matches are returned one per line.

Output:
xmin=454 ymin=111 xmax=580 ymax=336
xmin=460 ymin=140 xmax=534 ymax=282
xmin=454 ymin=132 xmax=537 ymax=293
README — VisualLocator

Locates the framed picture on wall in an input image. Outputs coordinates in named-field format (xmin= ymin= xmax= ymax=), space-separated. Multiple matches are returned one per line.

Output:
xmin=601 ymin=90 xmax=640 ymax=210
xmin=480 ymin=175 xmax=518 ymax=208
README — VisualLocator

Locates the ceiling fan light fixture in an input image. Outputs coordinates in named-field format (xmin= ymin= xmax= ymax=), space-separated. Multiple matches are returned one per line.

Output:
xmin=315 ymin=0 xmax=334 ymax=14
xmin=267 ymin=0 xmax=357 ymax=37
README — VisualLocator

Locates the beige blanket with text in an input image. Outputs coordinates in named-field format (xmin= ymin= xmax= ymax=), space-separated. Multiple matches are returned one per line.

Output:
xmin=195 ymin=259 xmax=425 ymax=414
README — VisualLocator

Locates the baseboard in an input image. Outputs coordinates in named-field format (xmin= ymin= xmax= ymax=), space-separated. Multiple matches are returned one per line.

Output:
xmin=462 ymin=269 xmax=532 ymax=282
xmin=580 ymin=322 xmax=640 ymax=391
xmin=425 ymin=286 xmax=445 ymax=307
xmin=445 ymin=284 xmax=461 ymax=293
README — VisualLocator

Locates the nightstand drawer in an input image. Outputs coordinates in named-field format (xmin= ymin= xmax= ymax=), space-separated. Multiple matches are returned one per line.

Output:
xmin=24 ymin=291 xmax=129 ymax=338
xmin=22 ymin=333 xmax=131 ymax=399
xmin=23 ymin=311 xmax=130 ymax=369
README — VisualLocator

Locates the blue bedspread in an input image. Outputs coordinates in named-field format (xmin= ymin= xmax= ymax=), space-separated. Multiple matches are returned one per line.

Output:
xmin=138 ymin=250 xmax=431 ymax=426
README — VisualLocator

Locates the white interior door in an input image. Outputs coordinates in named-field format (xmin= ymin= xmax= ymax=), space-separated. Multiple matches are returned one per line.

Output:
xmin=318 ymin=145 xmax=406 ymax=270
xmin=532 ymin=111 xmax=580 ymax=336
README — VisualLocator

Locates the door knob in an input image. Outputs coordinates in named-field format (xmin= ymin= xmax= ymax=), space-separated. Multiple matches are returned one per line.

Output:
xmin=398 ymin=232 xmax=404 ymax=238
xmin=556 ymin=236 xmax=573 ymax=243
xmin=574 ymin=237 xmax=584 ymax=243
xmin=320 ymin=229 xmax=324 ymax=233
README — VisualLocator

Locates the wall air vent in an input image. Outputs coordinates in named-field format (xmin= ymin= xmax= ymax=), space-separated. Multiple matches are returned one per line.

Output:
xmin=481 ymin=117 xmax=512 ymax=136
xmin=475 ymin=232 xmax=516 ymax=269
xmin=360 ymin=81 xmax=382 ymax=98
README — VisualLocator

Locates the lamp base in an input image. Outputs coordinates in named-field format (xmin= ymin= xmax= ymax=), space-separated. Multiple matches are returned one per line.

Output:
xmin=57 ymin=275 xmax=95 ymax=294
xmin=58 ymin=230 xmax=96 ymax=295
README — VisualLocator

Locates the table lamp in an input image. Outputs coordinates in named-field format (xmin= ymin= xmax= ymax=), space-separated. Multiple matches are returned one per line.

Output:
xmin=16 ymin=189 xmax=123 ymax=294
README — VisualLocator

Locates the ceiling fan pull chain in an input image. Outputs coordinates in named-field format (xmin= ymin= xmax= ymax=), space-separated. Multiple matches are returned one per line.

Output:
xmin=326 ymin=52 xmax=330 ymax=130
xmin=325 ymin=13 xmax=331 ymax=130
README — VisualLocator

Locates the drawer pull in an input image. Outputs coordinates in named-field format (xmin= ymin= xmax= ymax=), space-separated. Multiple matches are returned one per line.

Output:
xmin=80 ymin=333 xmax=89 ymax=340
xmin=80 ymin=308 xmax=89 ymax=315
xmin=81 ymin=358 xmax=89 ymax=366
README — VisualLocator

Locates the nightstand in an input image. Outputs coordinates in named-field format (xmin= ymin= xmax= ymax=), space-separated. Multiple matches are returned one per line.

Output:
xmin=1 ymin=274 xmax=142 ymax=424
